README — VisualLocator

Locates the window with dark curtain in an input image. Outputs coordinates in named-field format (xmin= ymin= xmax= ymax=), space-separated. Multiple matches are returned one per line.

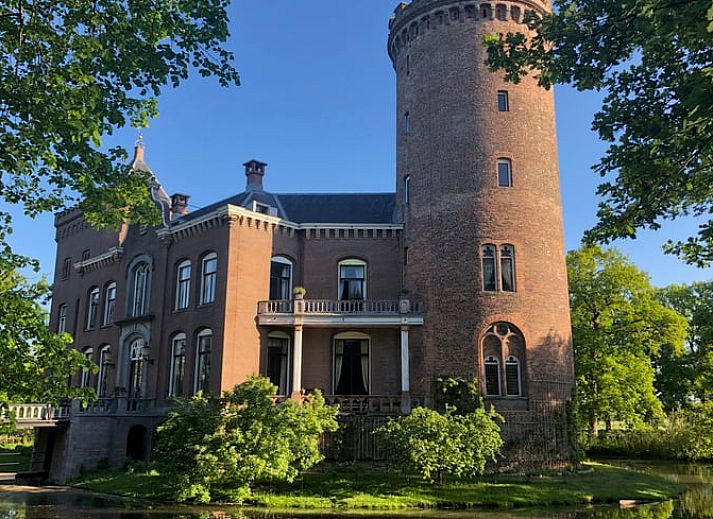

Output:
xmin=270 ymin=259 xmax=292 ymax=300
xmin=482 ymin=245 xmax=497 ymax=291
xmin=267 ymin=336 xmax=289 ymax=395
xmin=500 ymin=245 xmax=515 ymax=292
xmin=484 ymin=357 xmax=500 ymax=396
xmin=339 ymin=264 xmax=366 ymax=300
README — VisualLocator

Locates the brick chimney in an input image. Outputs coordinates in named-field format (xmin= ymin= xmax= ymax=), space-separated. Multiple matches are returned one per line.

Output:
xmin=244 ymin=160 xmax=267 ymax=192
xmin=171 ymin=193 xmax=190 ymax=219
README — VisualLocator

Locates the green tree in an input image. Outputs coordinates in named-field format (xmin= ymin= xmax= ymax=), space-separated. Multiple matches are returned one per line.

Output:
xmin=567 ymin=245 xmax=687 ymax=437
xmin=484 ymin=0 xmax=713 ymax=265
xmin=380 ymin=406 xmax=503 ymax=484
xmin=153 ymin=376 xmax=338 ymax=504
xmin=658 ymin=281 xmax=713 ymax=404
xmin=0 ymin=253 xmax=94 ymax=431
xmin=1 ymin=0 xmax=239 ymax=237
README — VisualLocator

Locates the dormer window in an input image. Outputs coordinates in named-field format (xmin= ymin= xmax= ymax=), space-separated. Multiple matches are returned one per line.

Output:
xmin=252 ymin=201 xmax=278 ymax=216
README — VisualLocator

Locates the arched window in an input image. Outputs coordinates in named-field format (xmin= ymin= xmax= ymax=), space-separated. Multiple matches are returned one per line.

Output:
xmin=497 ymin=158 xmax=512 ymax=187
xmin=58 ymin=304 xmax=68 ymax=333
xmin=169 ymin=333 xmax=187 ymax=398
xmin=200 ymin=253 xmax=218 ymax=305
xmin=103 ymin=282 xmax=116 ymax=326
xmin=500 ymin=245 xmax=516 ymax=292
xmin=505 ymin=356 xmax=522 ymax=396
xmin=403 ymin=175 xmax=411 ymax=205
xmin=482 ymin=244 xmax=497 ymax=292
xmin=97 ymin=345 xmax=112 ymax=397
xmin=175 ymin=260 xmax=191 ymax=310
xmin=484 ymin=356 xmax=500 ymax=396
xmin=267 ymin=331 xmax=290 ymax=395
xmin=86 ymin=287 xmax=100 ymax=329
xmin=334 ymin=332 xmax=370 ymax=395
xmin=338 ymin=259 xmax=367 ymax=301
xmin=80 ymin=347 xmax=93 ymax=388
xmin=270 ymin=257 xmax=293 ymax=300
xmin=495 ymin=4 xmax=507 ymax=20
xmin=128 ymin=338 xmax=147 ymax=400
xmin=481 ymin=323 xmax=526 ymax=397
xmin=194 ymin=329 xmax=213 ymax=394
xmin=480 ymin=3 xmax=493 ymax=19
xmin=511 ymin=6 xmax=522 ymax=22
xmin=130 ymin=262 xmax=151 ymax=317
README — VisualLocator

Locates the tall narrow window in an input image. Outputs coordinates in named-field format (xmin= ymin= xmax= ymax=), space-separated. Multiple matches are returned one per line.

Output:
xmin=500 ymin=245 xmax=515 ymax=292
xmin=497 ymin=91 xmax=509 ymax=112
xmin=404 ymin=247 xmax=409 ymax=266
xmin=200 ymin=253 xmax=217 ymax=305
xmin=103 ymin=282 xmax=116 ymax=326
xmin=80 ymin=348 xmax=93 ymax=388
xmin=195 ymin=329 xmax=213 ymax=394
xmin=406 ymin=54 xmax=410 ymax=75
xmin=58 ymin=304 xmax=68 ymax=333
xmin=484 ymin=356 xmax=500 ymax=396
xmin=128 ymin=339 xmax=146 ymax=399
xmin=338 ymin=260 xmax=366 ymax=301
xmin=497 ymin=158 xmax=512 ymax=187
xmin=267 ymin=333 xmax=289 ymax=395
xmin=270 ymin=257 xmax=293 ymax=300
xmin=175 ymin=260 xmax=191 ymax=310
xmin=169 ymin=333 xmax=187 ymax=398
xmin=86 ymin=288 xmax=100 ymax=329
xmin=62 ymin=258 xmax=72 ymax=280
xmin=403 ymin=175 xmax=410 ymax=205
xmin=482 ymin=245 xmax=497 ymax=292
xmin=505 ymin=356 xmax=522 ymax=396
xmin=131 ymin=263 xmax=150 ymax=317
xmin=403 ymin=111 xmax=410 ymax=134
xmin=82 ymin=249 xmax=91 ymax=262
xmin=334 ymin=333 xmax=370 ymax=395
xmin=97 ymin=345 xmax=111 ymax=397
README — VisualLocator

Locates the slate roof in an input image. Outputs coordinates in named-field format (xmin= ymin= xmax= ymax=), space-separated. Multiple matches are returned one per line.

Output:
xmin=175 ymin=191 xmax=397 ymax=225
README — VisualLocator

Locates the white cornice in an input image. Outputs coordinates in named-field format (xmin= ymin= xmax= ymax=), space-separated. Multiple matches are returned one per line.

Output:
xmin=73 ymin=247 xmax=123 ymax=274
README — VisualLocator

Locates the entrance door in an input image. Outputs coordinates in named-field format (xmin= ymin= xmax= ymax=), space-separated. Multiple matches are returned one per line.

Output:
xmin=334 ymin=339 xmax=369 ymax=395
xmin=126 ymin=425 xmax=147 ymax=461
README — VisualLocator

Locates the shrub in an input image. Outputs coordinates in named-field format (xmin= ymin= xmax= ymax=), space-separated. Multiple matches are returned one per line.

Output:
xmin=380 ymin=406 xmax=503 ymax=483
xmin=153 ymin=376 xmax=338 ymax=503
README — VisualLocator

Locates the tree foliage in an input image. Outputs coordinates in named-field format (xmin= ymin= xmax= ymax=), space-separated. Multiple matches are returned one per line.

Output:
xmin=567 ymin=245 xmax=688 ymax=437
xmin=153 ymin=377 xmax=338 ymax=504
xmin=658 ymin=281 xmax=713 ymax=406
xmin=0 ymin=0 xmax=239 ymax=236
xmin=0 ymin=252 xmax=94 ymax=431
xmin=485 ymin=0 xmax=713 ymax=265
xmin=380 ymin=406 xmax=503 ymax=484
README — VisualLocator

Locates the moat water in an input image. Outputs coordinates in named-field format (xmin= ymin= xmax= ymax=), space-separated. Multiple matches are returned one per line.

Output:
xmin=0 ymin=461 xmax=711 ymax=519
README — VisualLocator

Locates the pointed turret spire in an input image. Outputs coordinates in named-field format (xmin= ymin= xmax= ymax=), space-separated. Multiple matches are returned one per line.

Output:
xmin=131 ymin=132 xmax=152 ymax=174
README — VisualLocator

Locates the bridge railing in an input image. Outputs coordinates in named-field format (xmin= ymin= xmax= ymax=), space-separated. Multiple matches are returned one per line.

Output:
xmin=5 ymin=403 xmax=70 ymax=422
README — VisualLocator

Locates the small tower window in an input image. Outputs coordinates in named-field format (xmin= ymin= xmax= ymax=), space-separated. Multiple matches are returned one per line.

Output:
xmin=482 ymin=244 xmax=497 ymax=292
xmin=497 ymin=158 xmax=512 ymax=187
xmin=497 ymin=91 xmax=509 ymax=112
xmin=406 ymin=55 xmax=410 ymax=76
xmin=62 ymin=257 xmax=72 ymax=280
xmin=500 ymin=245 xmax=516 ymax=292
xmin=403 ymin=175 xmax=411 ymax=205
xmin=404 ymin=247 xmax=409 ymax=266
xmin=403 ymin=112 xmax=410 ymax=134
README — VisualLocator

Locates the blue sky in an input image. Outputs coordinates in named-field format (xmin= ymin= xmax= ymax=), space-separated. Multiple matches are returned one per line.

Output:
xmin=4 ymin=1 xmax=711 ymax=287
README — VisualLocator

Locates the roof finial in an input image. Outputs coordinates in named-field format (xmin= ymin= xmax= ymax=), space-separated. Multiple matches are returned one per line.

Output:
xmin=135 ymin=130 xmax=144 ymax=149
xmin=132 ymin=130 xmax=147 ymax=166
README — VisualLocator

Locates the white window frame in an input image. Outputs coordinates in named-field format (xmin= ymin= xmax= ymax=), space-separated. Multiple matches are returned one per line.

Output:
xmin=505 ymin=355 xmax=522 ymax=396
xmin=80 ymin=347 xmax=93 ymax=388
xmin=497 ymin=158 xmax=512 ymax=188
xmin=175 ymin=260 xmax=192 ymax=310
xmin=403 ymin=175 xmax=410 ymax=205
xmin=482 ymin=244 xmax=497 ymax=292
xmin=97 ymin=345 xmax=111 ymax=397
xmin=484 ymin=355 xmax=501 ymax=396
xmin=58 ymin=304 xmax=68 ymax=333
xmin=200 ymin=253 xmax=218 ymax=305
xmin=86 ymin=288 xmax=100 ymax=329
xmin=103 ymin=282 xmax=116 ymax=326
xmin=497 ymin=90 xmax=509 ymax=112
xmin=332 ymin=331 xmax=371 ymax=396
xmin=338 ymin=259 xmax=367 ymax=301
xmin=270 ymin=256 xmax=293 ymax=300
xmin=267 ymin=331 xmax=291 ymax=396
xmin=500 ymin=244 xmax=516 ymax=292
xmin=131 ymin=263 xmax=151 ymax=317
xmin=194 ymin=329 xmax=213 ymax=394
xmin=169 ymin=333 xmax=187 ymax=398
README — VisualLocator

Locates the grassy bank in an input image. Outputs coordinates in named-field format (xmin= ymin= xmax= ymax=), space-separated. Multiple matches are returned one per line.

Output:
xmin=0 ymin=445 xmax=31 ymax=473
xmin=72 ymin=462 xmax=684 ymax=510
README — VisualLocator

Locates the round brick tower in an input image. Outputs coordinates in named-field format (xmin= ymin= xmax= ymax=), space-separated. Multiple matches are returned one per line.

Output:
xmin=388 ymin=0 xmax=574 ymax=420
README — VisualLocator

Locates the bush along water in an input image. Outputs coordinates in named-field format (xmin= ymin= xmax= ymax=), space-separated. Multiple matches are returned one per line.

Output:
xmin=153 ymin=376 xmax=338 ymax=503
xmin=379 ymin=377 xmax=503 ymax=483
xmin=589 ymin=401 xmax=713 ymax=461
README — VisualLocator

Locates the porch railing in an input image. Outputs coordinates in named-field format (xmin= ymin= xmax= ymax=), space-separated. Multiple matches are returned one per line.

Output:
xmin=5 ymin=403 xmax=70 ymax=422
xmin=76 ymin=397 xmax=152 ymax=415
xmin=258 ymin=299 xmax=423 ymax=315
xmin=324 ymin=395 xmax=424 ymax=415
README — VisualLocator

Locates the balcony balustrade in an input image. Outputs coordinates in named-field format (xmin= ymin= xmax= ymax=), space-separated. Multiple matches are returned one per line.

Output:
xmin=258 ymin=298 xmax=424 ymax=316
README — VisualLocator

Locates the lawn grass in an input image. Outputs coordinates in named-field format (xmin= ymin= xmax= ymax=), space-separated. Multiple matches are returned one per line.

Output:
xmin=72 ymin=461 xmax=684 ymax=510
xmin=0 ymin=445 xmax=32 ymax=473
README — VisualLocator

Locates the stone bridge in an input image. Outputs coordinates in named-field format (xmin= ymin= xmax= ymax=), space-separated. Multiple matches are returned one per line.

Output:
xmin=4 ymin=403 xmax=70 ymax=429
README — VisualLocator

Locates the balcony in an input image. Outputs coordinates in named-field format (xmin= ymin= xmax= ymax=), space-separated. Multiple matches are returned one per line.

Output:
xmin=257 ymin=298 xmax=425 ymax=327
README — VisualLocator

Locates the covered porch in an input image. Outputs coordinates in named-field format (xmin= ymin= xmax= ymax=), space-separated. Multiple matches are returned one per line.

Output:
xmin=256 ymin=298 xmax=424 ymax=414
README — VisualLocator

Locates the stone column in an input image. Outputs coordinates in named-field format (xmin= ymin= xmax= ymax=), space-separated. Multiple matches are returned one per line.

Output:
xmin=291 ymin=324 xmax=304 ymax=401
xmin=400 ymin=326 xmax=411 ymax=414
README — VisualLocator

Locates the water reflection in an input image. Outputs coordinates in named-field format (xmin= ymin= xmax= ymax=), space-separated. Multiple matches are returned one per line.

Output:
xmin=0 ymin=461 xmax=711 ymax=519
